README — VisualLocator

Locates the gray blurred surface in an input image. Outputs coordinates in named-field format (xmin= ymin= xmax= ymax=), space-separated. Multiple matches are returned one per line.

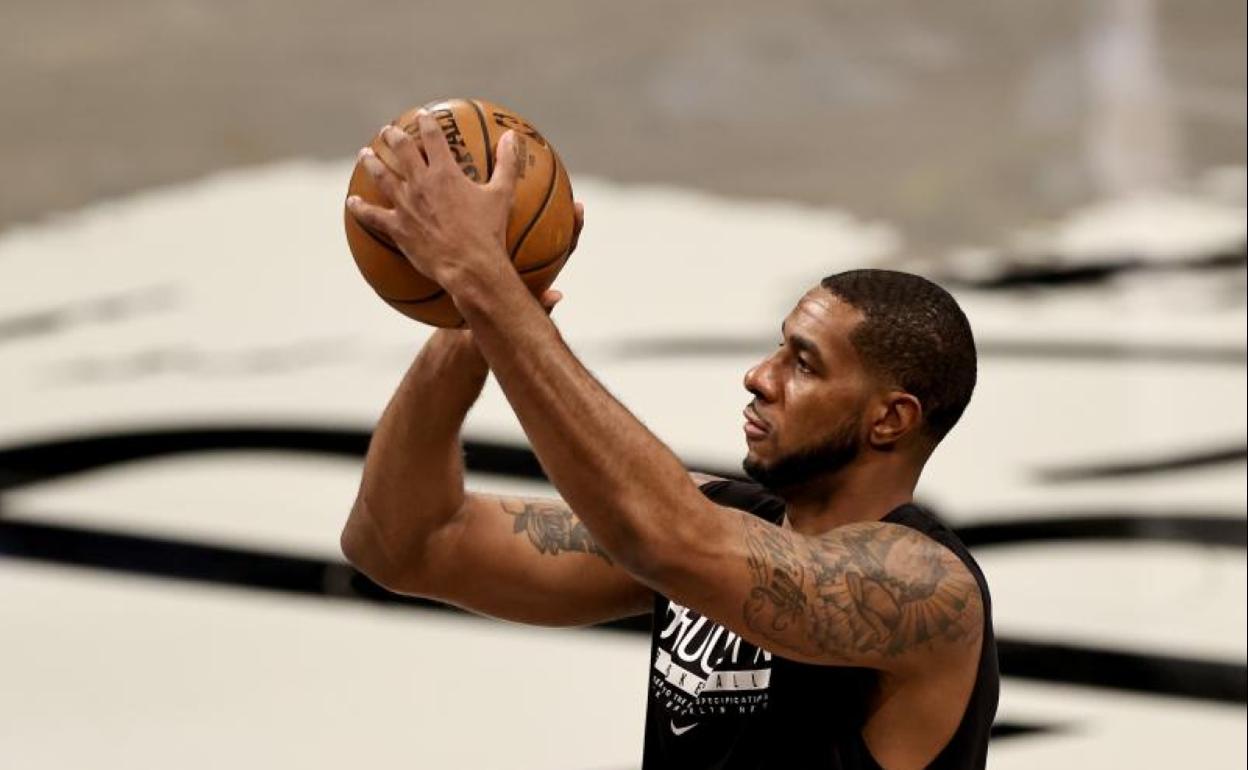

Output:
xmin=1 ymin=0 xmax=1243 ymax=252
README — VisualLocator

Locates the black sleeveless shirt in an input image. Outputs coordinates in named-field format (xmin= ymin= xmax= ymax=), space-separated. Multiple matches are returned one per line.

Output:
xmin=640 ymin=479 xmax=998 ymax=769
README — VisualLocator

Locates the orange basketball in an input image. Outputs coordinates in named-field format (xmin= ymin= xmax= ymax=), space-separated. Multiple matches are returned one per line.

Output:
xmin=344 ymin=98 xmax=576 ymax=327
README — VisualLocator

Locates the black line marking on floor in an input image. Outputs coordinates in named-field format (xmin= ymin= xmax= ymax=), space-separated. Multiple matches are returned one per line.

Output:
xmin=0 ymin=426 xmax=727 ymax=491
xmin=2 ymin=426 xmax=1244 ymax=550
xmin=957 ymin=514 xmax=1247 ymax=548
xmin=0 ymin=517 xmax=1242 ymax=705
xmin=0 ymin=426 xmax=370 ymax=491
xmin=1038 ymin=445 xmax=1247 ymax=481
xmin=997 ymin=638 xmax=1247 ymax=705
xmin=942 ymin=243 xmax=1246 ymax=290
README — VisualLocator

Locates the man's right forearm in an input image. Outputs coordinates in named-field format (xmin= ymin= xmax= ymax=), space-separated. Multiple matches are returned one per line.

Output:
xmin=341 ymin=329 xmax=489 ymax=584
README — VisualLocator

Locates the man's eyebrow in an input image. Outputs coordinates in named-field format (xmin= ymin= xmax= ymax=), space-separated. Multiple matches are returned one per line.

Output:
xmin=790 ymin=334 xmax=823 ymax=361
xmin=781 ymin=326 xmax=824 ymax=366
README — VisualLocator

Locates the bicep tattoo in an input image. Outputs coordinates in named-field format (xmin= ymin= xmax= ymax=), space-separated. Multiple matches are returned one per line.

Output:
xmin=501 ymin=499 xmax=614 ymax=565
xmin=741 ymin=516 xmax=982 ymax=664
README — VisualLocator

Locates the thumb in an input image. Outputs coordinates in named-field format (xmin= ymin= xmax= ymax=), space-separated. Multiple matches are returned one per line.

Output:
xmin=489 ymin=130 xmax=524 ymax=194
xmin=537 ymin=289 xmax=563 ymax=315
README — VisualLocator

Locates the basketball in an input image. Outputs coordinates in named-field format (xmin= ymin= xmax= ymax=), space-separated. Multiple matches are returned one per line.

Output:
xmin=343 ymin=98 xmax=576 ymax=327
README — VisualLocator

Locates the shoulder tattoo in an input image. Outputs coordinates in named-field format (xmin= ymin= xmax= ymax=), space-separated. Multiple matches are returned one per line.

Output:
xmin=741 ymin=517 xmax=983 ymax=663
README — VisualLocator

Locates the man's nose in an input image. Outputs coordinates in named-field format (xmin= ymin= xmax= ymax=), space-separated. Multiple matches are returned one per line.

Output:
xmin=744 ymin=357 xmax=776 ymax=402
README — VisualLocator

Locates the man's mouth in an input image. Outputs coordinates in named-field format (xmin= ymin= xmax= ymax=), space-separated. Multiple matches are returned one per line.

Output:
xmin=743 ymin=405 xmax=770 ymax=441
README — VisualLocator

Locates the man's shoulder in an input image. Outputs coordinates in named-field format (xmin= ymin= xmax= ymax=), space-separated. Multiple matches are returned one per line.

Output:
xmin=883 ymin=503 xmax=991 ymax=598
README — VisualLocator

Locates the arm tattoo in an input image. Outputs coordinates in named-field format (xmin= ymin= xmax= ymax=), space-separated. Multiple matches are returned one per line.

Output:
xmin=742 ymin=516 xmax=982 ymax=663
xmin=502 ymin=499 xmax=613 ymax=565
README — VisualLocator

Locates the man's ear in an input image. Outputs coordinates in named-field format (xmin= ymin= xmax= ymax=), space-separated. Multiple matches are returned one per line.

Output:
xmin=868 ymin=391 xmax=924 ymax=449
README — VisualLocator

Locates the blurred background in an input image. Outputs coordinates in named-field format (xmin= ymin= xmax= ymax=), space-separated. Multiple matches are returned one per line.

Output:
xmin=1 ymin=1 xmax=1244 ymax=767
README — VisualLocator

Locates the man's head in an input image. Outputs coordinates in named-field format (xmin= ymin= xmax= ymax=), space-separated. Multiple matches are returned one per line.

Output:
xmin=742 ymin=269 xmax=977 ymax=493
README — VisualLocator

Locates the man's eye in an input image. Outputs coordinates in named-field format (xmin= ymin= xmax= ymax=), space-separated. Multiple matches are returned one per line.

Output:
xmin=796 ymin=359 xmax=813 ymax=374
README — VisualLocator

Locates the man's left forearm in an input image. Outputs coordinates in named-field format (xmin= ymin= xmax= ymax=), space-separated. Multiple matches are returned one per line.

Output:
xmin=447 ymin=262 xmax=703 ymax=577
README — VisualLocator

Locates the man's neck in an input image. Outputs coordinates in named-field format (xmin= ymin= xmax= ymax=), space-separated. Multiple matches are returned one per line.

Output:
xmin=778 ymin=463 xmax=919 ymax=535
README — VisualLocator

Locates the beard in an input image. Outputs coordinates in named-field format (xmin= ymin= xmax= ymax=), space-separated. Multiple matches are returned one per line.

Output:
xmin=743 ymin=418 xmax=861 ymax=493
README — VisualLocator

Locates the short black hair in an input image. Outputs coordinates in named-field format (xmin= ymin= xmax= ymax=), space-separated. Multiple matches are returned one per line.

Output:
xmin=820 ymin=269 xmax=976 ymax=441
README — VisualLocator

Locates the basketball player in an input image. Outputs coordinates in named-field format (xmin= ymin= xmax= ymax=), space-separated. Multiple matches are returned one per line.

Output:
xmin=341 ymin=114 xmax=998 ymax=769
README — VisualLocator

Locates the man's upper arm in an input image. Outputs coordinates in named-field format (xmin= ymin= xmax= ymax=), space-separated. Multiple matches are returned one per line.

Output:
xmin=408 ymin=493 xmax=654 ymax=627
xmin=654 ymin=504 xmax=984 ymax=672
xmin=351 ymin=471 xmax=720 ymax=628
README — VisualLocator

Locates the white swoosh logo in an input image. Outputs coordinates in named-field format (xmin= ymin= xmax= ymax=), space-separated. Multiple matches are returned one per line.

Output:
xmin=670 ymin=720 xmax=699 ymax=736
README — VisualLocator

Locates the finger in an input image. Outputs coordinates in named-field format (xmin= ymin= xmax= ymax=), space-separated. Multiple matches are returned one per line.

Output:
xmin=569 ymin=200 xmax=585 ymax=253
xmin=488 ymin=130 xmax=523 ymax=195
xmin=359 ymin=147 xmax=404 ymax=205
xmin=537 ymin=289 xmax=563 ymax=314
xmin=418 ymin=112 xmax=457 ymax=170
xmin=379 ymin=124 xmax=427 ymax=177
xmin=346 ymin=195 xmax=400 ymax=238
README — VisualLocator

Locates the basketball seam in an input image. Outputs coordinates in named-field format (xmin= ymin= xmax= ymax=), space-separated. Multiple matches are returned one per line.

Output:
xmin=353 ymin=212 xmax=402 ymax=253
xmin=384 ymin=297 xmax=466 ymax=328
xmin=351 ymin=105 xmax=563 ymax=305
xmin=468 ymin=99 xmax=495 ymax=180
xmin=382 ymin=291 xmax=449 ymax=306
xmin=509 ymin=149 xmax=561 ymax=262
xmin=349 ymin=212 xmax=446 ymax=303
xmin=516 ymin=154 xmax=571 ymax=274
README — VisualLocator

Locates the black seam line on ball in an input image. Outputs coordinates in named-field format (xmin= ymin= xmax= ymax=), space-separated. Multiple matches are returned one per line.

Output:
xmin=518 ymin=252 xmax=567 ymax=276
xmin=382 ymin=290 xmax=447 ymax=306
xmin=509 ymin=152 xmax=560 ymax=262
xmin=515 ymin=155 xmax=572 ymax=275
xmin=468 ymin=99 xmax=494 ymax=180
xmin=352 ymin=212 xmax=402 ymax=253
xmin=351 ymin=214 xmax=444 ymax=303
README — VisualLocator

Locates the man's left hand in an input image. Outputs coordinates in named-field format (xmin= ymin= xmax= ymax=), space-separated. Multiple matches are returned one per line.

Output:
xmin=346 ymin=112 xmax=520 ymax=290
